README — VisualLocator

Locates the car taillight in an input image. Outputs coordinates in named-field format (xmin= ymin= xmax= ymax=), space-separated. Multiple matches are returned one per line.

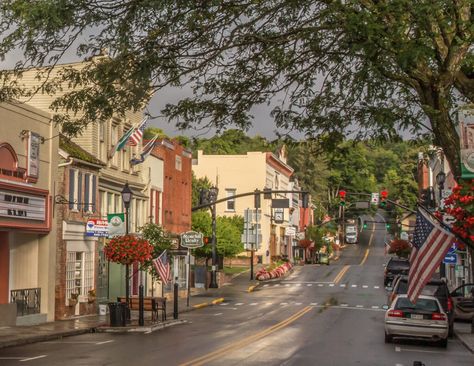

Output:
xmin=388 ymin=310 xmax=404 ymax=318
xmin=431 ymin=313 xmax=447 ymax=321
xmin=447 ymin=297 xmax=453 ymax=312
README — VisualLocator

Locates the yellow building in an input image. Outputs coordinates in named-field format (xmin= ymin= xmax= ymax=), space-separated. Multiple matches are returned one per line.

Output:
xmin=192 ymin=147 xmax=294 ymax=264
xmin=0 ymin=101 xmax=59 ymax=325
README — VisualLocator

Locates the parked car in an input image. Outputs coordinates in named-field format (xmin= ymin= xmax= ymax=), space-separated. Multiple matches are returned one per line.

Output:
xmin=384 ymin=294 xmax=449 ymax=347
xmin=383 ymin=257 xmax=410 ymax=287
xmin=387 ymin=275 xmax=454 ymax=337
xmin=450 ymin=283 xmax=474 ymax=321
xmin=318 ymin=252 xmax=330 ymax=265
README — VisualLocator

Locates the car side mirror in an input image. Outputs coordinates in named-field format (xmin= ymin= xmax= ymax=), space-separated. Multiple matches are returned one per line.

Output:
xmin=386 ymin=286 xmax=393 ymax=292
xmin=382 ymin=305 xmax=389 ymax=310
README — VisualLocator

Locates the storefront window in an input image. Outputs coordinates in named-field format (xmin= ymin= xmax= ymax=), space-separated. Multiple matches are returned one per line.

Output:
xmin=66 ymin=250 xmax=93 ymax=304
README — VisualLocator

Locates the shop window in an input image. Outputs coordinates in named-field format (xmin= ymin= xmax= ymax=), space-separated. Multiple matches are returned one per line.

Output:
xmin=66 ymin=251 xmax=93 ymax=305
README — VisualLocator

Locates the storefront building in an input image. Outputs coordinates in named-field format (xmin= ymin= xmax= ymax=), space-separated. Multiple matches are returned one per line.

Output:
xmin=0 ymin=102 xmax=58 ymax=325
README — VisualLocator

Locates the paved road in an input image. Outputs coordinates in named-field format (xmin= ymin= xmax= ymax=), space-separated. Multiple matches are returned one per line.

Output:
xmin=0 ymin=218 xmax=472 ymax=365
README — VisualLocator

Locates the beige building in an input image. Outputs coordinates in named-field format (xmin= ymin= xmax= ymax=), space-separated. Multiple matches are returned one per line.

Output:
xmin=17 ymin=61 xmax=150 ymax=303
xmin=192 ymin=147 xmax=294 ymax=264
xmin=0 ymin=101 xmax=59 ymax=325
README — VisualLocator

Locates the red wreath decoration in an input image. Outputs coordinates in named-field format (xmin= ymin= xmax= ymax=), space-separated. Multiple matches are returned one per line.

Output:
xmin=104 ymin=234 xmax=153 ymax=264
xmin=438 ymin=180 xmax=474 ymax=242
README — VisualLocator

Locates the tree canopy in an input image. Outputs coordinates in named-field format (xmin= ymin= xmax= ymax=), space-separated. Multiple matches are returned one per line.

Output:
xmin=0 ymin=1 xmax=471 ymax=175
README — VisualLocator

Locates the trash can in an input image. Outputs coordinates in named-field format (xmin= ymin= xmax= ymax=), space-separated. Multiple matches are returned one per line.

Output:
xmin=108 ymin=302 xmax=126 ymax=327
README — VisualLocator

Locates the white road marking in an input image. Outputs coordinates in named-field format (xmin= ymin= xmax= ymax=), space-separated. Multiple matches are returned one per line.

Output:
xmin=351 ymin=285 xmax=357 ymax=288
xmin=329 ymin=284 xmax=335 ymax=287
xmin=263 ymin=284 xmax=269 ymax=287
xmin=266 ymin=302 xmax=273 ymax=306
xmin=274 ymin=284 xmax=280 ymax=287
xmin=395 ymin=347 xmax=401 ymax=352
xmin=307 ymin=284 xmax=313 ymax=287
xmin=0 ymin=357 xmax=26 ymax=360
xmin=318 ymin=284 xmax=324 ymax=287
xmin=280 ymin=302 xmax=288 ymax=306
xmin=356 ymin=305 xmax=363 ymax=308
xmin=340 ymin=304 xmax=348 ymax=307
xmin=374 ymin=286 xmax=380 ymax=289
xmin=395 ymin=364 xmax=404 ymax=366
xmin=20 ymin=355 xmax=47 ymax=362
xmin=214 ymin=313 xmax=223 ymax=316
xmin=396 ymin=346 xmax=454 ymax=354
xmin=296 ymin=284 xmax=302 ymax=287
xmin=220 ymin=303 xmax=229 ymax=306
xmin=0 ymin=326 xmax=11 ymax=330
xmin=362 ymin=285 xmax=368 ymax=288
xmin=249 ymin=302 xmax=258 ymax=306
xmin=284 ymin=284 xmax=290 ymax=287
xmin=96 ymin=340 xmax=114 ymax=345
xmin=235 ymin=303 xmax=244 ymax=306
xmin=310 ymin=303 xmax=318 ymax=306
xmin=371 ymin=306 xmax=379 ymax=309
xmin=340 ymin=284 xmax=346 ymax=287
xmin=295 ymin=302 xmax=302 ymax=305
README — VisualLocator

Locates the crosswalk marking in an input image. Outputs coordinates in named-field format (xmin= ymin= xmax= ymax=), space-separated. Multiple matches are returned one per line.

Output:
xmin=351 ymin=285 xmax=357 ymax=288
xmin=374 ymin=286 xmax=380 ymax=289
xmin=249 ymin=302 xmax=258 ymax=306
xmin=310 ymin=303 xmax=318 ymax=306
xmin=356 ymin=305 xmax=363 ymax=308
xmin=235 ymin=303 xmax=243 ymax=306
xmin=280 ymin=302 xmax=288 ymax=305
xmin=318 ymin=284 xmax=324 ymax=287
xmin=340 ymin=304 xmax=348 ymax=307
xmin=329 ymin=284 xmax=335 ymax=287
xmin=371 ymin=306 xmax=379 ymax=309
xmin=220 ymin=303 xmax=229 ymax=306
xmin=340 ymin=284 xmax=346 ymax=287
xmin=362 ymin=285 xmax=368 ymax=288
xmin=307 ymin=284 xmax=312 ymax=287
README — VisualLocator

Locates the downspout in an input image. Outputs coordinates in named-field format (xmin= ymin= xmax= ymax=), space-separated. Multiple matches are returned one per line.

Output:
xmin=58 ymin=157 xmax=74 ymax=167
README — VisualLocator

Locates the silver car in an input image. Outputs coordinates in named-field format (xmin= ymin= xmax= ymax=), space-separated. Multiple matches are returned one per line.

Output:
xmin=384 ymin=295 xmax=449 ymax=347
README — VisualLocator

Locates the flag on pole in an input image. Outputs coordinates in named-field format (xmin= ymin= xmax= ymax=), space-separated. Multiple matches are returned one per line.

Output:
xmin=108 ymin=125 xmax=135 ymax=159
xmin=152 ymin=250 xmax=171 ymax=285
xmin=130 ymin=135 xmax=158 ymax=165
xmin=407 ymin=208 xmax=455 ymax=303
xmin=128 ymin=116 xmax=149 ymax=146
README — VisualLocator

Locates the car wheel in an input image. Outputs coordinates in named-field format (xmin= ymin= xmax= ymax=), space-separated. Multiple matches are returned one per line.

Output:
xmin=384 ymin=333 xmax=392 ymax=343
xmin=438 ymin=338 xmax=448 ymax=348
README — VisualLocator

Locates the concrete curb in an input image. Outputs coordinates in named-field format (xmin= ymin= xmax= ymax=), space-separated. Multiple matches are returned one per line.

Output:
xmin=455 ymin=330 xmax=474 ymax=354
xmin=96 ymin=319 xmax=187 ymax=334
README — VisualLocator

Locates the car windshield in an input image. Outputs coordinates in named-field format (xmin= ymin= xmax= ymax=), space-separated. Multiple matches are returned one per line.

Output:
xmin=388 ymin=259 xmax=409 ymax=270
xmin=395 ymin=297 xmax=439 ymax=312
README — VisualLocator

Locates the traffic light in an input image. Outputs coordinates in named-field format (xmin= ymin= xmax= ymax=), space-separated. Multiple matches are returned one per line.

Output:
xmin=203 ymin=236 xmax=210 ymax=244
xmin=363 ymin=222 xmax=368 ymax=230
xmin=380 ymin=190 xmax=388 ymax=208
xmin=386 ymin=223 xmax=391 ymax=229
xmin=199 ymin=189 xmax=207 ymax=205
xmin=339 ymin=190 xmax=346 ymax=206
xmin=254 ymin=190 xmax=261 ymax=209
xmin=302 ymin=192 xmax=309 ymax=208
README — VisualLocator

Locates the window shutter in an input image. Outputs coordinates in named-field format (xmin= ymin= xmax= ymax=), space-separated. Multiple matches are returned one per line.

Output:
xmin=92 ymin=175 xmax=97 ymax=212
xmin=77 ymin=172 xmax=82 ymax=210
xmin=84 ymin=173 xmax=90 ymax=212
xmin=68 ymin=169 xmax=75 ymax=210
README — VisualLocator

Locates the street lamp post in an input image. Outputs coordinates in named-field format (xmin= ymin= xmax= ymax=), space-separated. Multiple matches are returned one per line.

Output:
xmin=121 ymin=183 xmax=133 ymax=322
xmin=208 ymin=186 xmax=219 ymax=288
xmin=435 ymin=171 xmax=446 ymax=278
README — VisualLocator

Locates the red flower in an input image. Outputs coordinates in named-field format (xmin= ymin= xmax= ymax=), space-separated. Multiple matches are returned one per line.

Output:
xmin=104 ymin=234 xmax=153 ymax=265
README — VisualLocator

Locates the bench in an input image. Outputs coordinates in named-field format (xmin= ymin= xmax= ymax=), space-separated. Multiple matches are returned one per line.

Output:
xmin=117 ymin=296 xmax=166 ymax=322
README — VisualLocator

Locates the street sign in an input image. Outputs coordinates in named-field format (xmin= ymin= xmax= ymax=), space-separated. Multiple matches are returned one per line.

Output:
xmin=253 ymin=209 xmax=262 ymax=222
xmin=272 ymin=198 xmax=290 ymax=208
xmin=241 ymin=234 xmax=262 ymax=244
xmin=443 ymin=252 xmax=457 ymax=264
xmin=285 ymin=226 xmax=296 ymax=236
xmin=180 ymin=231 xmax=204 ymax=249
xmin=371 ymin=193 xmax=379 ymax=205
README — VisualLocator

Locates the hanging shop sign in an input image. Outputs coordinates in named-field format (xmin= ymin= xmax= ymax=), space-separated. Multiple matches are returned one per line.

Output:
xmin=0 ymin=190 xmax=45 ymax=221
xmin=27 ymin=131 xmax=41 ymax=180
xmin=107 ymin=213 xmax=125 ymax=237
xmin=86 ymin=219 xmax=109 ymax=237
xmin=180 ymin=231 xmax=204 ymax=249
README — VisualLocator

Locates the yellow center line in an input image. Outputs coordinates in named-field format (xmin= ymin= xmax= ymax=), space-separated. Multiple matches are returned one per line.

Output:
xmin=333 ymin=265 xmax=350 ymax=284
xmin=179 ymin=306 xmax=313 ymax=366
xmin=359 ymin=221 xmax=376 ymax=266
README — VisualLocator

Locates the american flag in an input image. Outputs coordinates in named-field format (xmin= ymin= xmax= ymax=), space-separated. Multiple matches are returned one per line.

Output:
xmin=407 ymin=208 xmax=455 ymax=303
xmin=128 ymin=117 xmax=148 ymax=146
xmin=152 ymin=250 xmax=171 ymax=285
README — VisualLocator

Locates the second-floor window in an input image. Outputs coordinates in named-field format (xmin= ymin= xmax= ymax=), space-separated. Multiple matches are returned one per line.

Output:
xmin=68 ymin=169 xmax=82 ymax=211
xmin=83 ymin=173 xmax=97 ymax=213
xmin=226 ymin=189 xmax=236 ymax=211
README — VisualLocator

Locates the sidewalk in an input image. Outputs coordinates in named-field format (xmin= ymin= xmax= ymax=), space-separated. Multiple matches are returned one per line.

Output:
xmin=0 ymin=268 xmax=260 ymax=350
xmin=454 ymin=321 xmax=474 ymax=354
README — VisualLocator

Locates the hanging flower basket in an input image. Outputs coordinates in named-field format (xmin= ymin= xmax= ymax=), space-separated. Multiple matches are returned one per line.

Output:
xmin=104 ymin=234 xmax=153 ymax=265
xmin=440 ymin=180 xmax=474 ymax=242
